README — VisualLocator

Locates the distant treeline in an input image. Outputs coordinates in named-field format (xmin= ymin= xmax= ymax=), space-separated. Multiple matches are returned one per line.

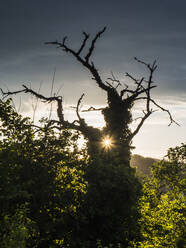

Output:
xmin=130 ymin=154 xmax=159 ymax=177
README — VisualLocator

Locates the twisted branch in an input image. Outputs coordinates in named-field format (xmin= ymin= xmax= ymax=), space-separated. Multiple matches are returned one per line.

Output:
xmin=45 ymin=27 xmax=109 ymax=92
xmin=129 ymin=58 xmax=178 ymax=139
xmin=77 ymin=32 xmax=89 ymax=55
xmin=85 ymin=27 xmax=106 ymax=62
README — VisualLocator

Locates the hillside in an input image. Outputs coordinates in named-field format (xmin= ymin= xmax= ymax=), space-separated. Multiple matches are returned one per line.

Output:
xmin=130 ymin=154 xmax=159 ymax=177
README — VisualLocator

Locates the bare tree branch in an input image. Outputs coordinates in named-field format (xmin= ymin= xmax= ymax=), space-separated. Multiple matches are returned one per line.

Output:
xmin=1 ymin=88 xmax=25 ymax=98
xmin=130 ymin=111 xmax=152 ymax=139
xmin=1 ymin=84 xmax=102 ymax=139
xmin=77 ymin=32 xmax=89 ymax=55
xmin=32 ymin=81 xmax=43 ymax=122
xmin=127 ymin=57 xmax=178 ymax=138
xmin=1 ymin=84 xmax=65 ymax=122
xmin=49 ymin=68 xmax=56 ymax=120
xmin=150 ymin=99 xmax=180 ymax=126
xmin=107 ymin=72 xmax=121 ymax=89
xmin=105 ymin=80 xmax=115 ymax=88
xmin=76 ymin=93 xmax=85 ymax=122
xmin=85 ymin=27 xmax=106 ymax=62
xmin=134 ymin=57 xmax=157 ymax=72
xmin=45 ymin=27 xmax=110 ymax=92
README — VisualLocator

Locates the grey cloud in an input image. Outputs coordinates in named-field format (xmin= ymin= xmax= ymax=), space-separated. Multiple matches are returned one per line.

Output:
xmin=0 ymin=0 xmax=186 ymax=101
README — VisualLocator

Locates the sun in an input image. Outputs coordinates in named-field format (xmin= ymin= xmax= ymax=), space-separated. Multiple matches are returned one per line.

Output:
xmin=102 ymin=136 xmax=113 ymax=149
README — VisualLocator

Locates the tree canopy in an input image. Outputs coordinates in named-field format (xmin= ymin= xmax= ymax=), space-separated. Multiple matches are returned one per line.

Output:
xmin=136 ymin=144 xmax=186 ymax=248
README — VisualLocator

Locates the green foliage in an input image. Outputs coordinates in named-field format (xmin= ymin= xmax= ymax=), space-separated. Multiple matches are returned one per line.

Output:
xmin=138 ymin=194 xmax=185 ymax=248
xmin=135 ymin=144 xmax=186 ymax=248
xmin=1 ymin=98 xmax=185 ymax=248
xmin=96 ymin=239 xmax=121 ymax=248
xmin=0 ymin=98 xmax=142 ymax=247
xmin=67 ymin=158 xmax=141 ymax=247
xmin=0 ymin=204 xmax=38 ymax=248
xmin=151 ymin=144 xmax=186 ymax=195
xmin=0 ymin=99 xmax=87 ymax=247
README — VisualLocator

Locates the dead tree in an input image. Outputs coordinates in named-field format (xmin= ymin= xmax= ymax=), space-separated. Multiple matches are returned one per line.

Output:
xmin=1 ymin=27 xmax=178 ymax=166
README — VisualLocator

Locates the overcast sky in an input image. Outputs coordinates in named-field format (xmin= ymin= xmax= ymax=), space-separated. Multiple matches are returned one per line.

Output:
xmin=0 ymin=0 xmax=186 ymax=158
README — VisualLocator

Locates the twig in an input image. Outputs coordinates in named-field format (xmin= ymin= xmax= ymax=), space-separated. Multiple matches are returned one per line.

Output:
xmin=32 ymin=81 xmax=43 ymax=122
xmin=85 ymin=27 xmax=106 ymax=62
xmin=49 ymin=68 xmax=56 ymax=120
xmin=76 ymin=93 xmax=85 ymax=122
xmin=77 ymin=32 xmax=89 ymax=55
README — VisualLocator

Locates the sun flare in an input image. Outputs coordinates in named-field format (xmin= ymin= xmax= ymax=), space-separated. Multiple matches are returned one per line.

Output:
xmin=102 ymin=136 xmax=113 ymax=149
xmin=104 ymin=139 xmax=111 ymax=146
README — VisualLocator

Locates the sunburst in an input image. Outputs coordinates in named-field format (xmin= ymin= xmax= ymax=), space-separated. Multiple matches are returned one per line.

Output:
xmin=102 ymin=136 xmax=113 ymax=149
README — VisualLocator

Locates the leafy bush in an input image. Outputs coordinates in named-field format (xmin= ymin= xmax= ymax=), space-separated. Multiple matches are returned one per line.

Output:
xmin=135 ymin=144 xmax=186 ymax=248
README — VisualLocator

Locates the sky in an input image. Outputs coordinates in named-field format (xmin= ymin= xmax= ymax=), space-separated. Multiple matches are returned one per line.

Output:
xmin=0 ymin=0 xmax=186 ymax=158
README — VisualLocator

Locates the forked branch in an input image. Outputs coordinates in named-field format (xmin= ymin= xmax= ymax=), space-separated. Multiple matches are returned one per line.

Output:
xmin=85 ymin=27 xmax=106 ymax=62
xmin=77 ymin=32 xmax=89 ymax=55
xmin=129 ymin=58 xmax=179 ymax=139
xmin=45 ymin=27 xmax=110 ymax=92
xmin=150 ymin=99 xmax=179 ymax=126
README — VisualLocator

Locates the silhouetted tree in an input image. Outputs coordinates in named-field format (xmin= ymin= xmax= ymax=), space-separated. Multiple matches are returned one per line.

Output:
xmin=1 ymin=27 xmax=177 ymax=166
